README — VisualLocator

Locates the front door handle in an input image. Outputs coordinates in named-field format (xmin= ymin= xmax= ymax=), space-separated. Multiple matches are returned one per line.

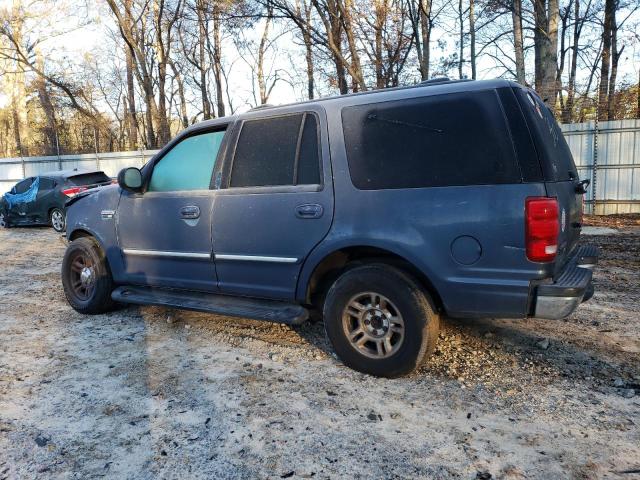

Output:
xmin=180 ymin=205 xmax=200 ymax=219
xmin=295 ymin=204 xmax=323 ymax=219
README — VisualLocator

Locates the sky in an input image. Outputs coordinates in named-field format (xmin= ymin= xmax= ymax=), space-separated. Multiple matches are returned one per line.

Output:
xmin=1 ymin=0 xmax=639 ymax=116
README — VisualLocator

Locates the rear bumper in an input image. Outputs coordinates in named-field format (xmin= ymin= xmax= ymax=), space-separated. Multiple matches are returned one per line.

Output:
xmin=532 ymin=244 xmax=599 ymax=320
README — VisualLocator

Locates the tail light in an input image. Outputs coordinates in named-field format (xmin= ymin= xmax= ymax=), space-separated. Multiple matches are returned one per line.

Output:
xmin=525 ymin=197 xmax=559 ymax=262
xmin=62 ymin=186 xmax=87 ymax=198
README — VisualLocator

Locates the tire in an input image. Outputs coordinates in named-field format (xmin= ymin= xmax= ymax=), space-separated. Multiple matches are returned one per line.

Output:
xmin=61 ymin=237 xmax=116 ymax=314
xmin=0 ymin=210 xmax=9 ymax=228
xmin=323 ymin=264 xmax=440 ymax=378
xmin=50 ymin=208 xmax=66 ymax=232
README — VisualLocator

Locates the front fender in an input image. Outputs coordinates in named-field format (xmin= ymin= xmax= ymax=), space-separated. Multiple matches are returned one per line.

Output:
xmin=66 ymin=185 xmax=125 ymax=283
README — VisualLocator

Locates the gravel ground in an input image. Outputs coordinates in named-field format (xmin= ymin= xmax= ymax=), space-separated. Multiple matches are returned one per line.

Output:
xmin=0 ymin=227 xmax=639 ymax=479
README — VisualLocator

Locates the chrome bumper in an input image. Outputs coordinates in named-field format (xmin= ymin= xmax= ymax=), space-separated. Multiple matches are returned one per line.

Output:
xmin=532 ymin=245 xmax=598 ymax=320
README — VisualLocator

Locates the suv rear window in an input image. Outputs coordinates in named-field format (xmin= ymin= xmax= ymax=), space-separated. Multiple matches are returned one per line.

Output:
xmin=68 ymin=172 xmax=111 ymax=186
xmin=515 ymin=89 xmax=578 ymax=182
xmin=342 ymin=91 xmax=520 ymax=190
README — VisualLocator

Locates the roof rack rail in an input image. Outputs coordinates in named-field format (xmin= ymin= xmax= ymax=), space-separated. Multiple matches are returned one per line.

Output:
xmin=249 ymin=104 xmax=274 ymax=111
xmin=419 ymin=77 xmax=475 ymax=87
xmin=421 ymin=77 xmax=451 ymax=85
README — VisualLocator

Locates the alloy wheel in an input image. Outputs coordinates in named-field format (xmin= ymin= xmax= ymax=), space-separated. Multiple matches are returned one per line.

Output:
xmin=342 ymin=292 xmax=405 ymax=359
xmin=67 ymin=251 xmax=96 ymax=301
xmin=51 ymin=210 xmax=65 ymax=231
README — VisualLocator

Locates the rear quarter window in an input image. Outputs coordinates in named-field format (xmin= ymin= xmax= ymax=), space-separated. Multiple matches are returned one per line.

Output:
xmin=341 ymin=90 xmax=521 ymax=190
xmin=515 ymin=89 xmax=578 ymax=182
xmin=38 ymin=178 xmax=56 ymax=190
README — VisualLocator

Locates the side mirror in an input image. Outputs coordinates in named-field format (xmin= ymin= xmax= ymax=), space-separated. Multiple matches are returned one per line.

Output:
xmin=117 ymin=167 xmax=143 ymax=192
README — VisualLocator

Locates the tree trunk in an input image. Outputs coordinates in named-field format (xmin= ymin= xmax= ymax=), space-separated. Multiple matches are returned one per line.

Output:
xmin=35 ymin=54 xmax=57 ymax=155
xmin=562 ymin=0 xmax=580 ymax=123
xmin=606 ymin=7 xmax=621 ymax=121
xmin=303 ymin=1 xmax=315 ymax=99
xmin=469 ymin=0 xmax=476 ymax=79
xmin=197 ymin=0 xmax=212 ymax=120
xmin=512 ymin=0 xmax=525 ymax=84
xmin=534 ymin=0 xmax=559 ymax=106
xmin=637 ymin=69 xmax=640 ymax=119
xmin=458 ymin=0 xmax=464 ymax=79
xmin=598 ymin=0 xmax=614 ymax=121
xmin=339 ymin=0 xmax=367 ymax=90
xmin=257 ymin=7 xmax=272 ymax=104
xmin=420 ymin=0 xmax=431 ymax=79
xmin=170 ymin=61 xmax=189 ymax=128
xmin=11 ymin=101 xmax=23 ymax=157
xmin=556 ymin=4 xmax=570 ymax=118
xmin=212 ymin=3 xmax=226 ymax=117
xmin=124 ymin=0 xmax=138 ymax=149
xmin=374 ymin=0 xmax=385 ymax=89
xmin=323 ymin=0 xmax=348 ymax=94
xmin=154 ymin=0 xmax=171 ymax=145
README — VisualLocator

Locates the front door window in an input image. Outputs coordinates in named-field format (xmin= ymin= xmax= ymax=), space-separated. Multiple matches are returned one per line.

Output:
xmin=149 ymin=130 xmax=226 ymax=192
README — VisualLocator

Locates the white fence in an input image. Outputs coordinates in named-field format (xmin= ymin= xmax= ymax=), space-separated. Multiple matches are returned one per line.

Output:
xmin=562 ymin=119 xmax=640 ymax=215
xmin=0 ymin=150 xmax=158 ymax=195
xmin=1 ymin=118 xmax=639 ymax=215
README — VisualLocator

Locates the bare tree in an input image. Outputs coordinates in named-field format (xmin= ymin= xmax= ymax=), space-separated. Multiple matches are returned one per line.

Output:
xmin=511 ymin=0 xmax=526 ymax=83
xmin=534 ymin=0 xmax=560 ymax=105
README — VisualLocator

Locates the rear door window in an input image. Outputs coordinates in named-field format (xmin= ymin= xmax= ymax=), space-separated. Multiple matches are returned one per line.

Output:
xmin=341 ymin=91 xmax=520 ymax=190
xmin=229 ymin=113 xmax=321 ymax=188
xmin=230 ymin=114 xmax=301 ymax=188
xmin=148 ymin=129 xmax=226 ymax=192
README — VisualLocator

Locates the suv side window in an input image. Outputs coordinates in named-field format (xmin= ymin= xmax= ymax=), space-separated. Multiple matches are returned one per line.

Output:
xmin=148 ymin=129 xmax=226 ymax=192
xmin=342 ymin=91 xmax=520 ymax=190
xmin=230 ymin=113 xmax=321 ymax=188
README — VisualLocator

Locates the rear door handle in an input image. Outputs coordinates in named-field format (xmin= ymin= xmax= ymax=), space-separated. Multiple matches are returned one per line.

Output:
xmin=180 ymin=205 xmax=200 ymax=219
xmin=295 ymin=204 xmax=323 ymax=219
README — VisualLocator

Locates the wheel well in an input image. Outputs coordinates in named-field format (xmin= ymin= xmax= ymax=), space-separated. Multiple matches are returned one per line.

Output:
xmin=48 ymin=206 xmax=63 ymax=218
xmin=69 ymin=229 xmax=93 ymax=242
xmin=305 ymin=246 xmax=444 ymax=312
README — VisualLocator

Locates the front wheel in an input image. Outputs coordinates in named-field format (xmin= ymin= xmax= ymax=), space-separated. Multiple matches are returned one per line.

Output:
xmin=50 ymin=208 xmax=66 ymax=232
xmin=61 ymin=237 xmax=116 ymax=314
xmin=323 ymin=264 xmax=440 ymax=378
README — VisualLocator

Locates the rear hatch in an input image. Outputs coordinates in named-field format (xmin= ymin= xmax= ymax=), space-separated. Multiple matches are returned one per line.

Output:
xmin=514 ymin=88 xmax=583 ymax=272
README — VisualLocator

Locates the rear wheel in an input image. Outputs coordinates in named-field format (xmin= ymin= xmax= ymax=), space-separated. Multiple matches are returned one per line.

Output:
xmin=323 ymin=264 xmax=440 ymax=378
xmin=50 ymin=208 xmax=65 ymax=232
xmin=62 ymin=237 xmax=116 ymax=314
xmin=0 ymin=210 xmax=9 ymax=228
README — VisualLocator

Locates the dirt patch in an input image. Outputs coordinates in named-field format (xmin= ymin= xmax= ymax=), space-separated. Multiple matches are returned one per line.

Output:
xmin=584 ymin=213 xmax=640 ymax=228
xmin=1 ymin=228 xmax=639 ymax=479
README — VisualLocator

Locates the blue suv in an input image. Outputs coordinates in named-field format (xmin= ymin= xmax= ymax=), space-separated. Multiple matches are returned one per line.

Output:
xmin=61 ymin=79 xmax=597 ymax=377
